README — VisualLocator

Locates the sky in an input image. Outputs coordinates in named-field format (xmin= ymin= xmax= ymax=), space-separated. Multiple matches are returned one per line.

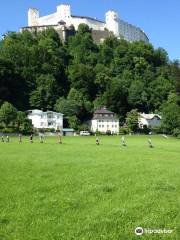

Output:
xmin=0 ymin=0 xmax=179 ymax=60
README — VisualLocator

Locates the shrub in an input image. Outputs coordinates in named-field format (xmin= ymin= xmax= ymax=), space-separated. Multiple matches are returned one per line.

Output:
xmin=119 ymin=126 xmax=129 ymax=135
xmin=172 ymin=128 xmax=180 ymax=137
xmin=141 ymin=125 xmax=150 ymax=134
xmin=37 ymin=128 xmax=55 ymax=133
xmin=151 ymin=125 xmax=162 ymax=134
xmin=95 ymin=129 xmax=100 ymax=136
xmin=106 ymin=130 xmax=111 ymax=136
xmin=1 ymin=127 xmax=16 ymax=133
xmin=78 ymin=124 xmax=90 ymax=132
xmin=177 ymin=135 xmax=180 ymax=139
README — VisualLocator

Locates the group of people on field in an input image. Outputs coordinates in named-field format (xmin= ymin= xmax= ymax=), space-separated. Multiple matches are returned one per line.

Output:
xmin=1 ymin=133 xmax=63 ymax=144
xmin=1 ymin=134 xmax=154 ymax=148
xmin=96 ymin=136 xmax=153 ymax=148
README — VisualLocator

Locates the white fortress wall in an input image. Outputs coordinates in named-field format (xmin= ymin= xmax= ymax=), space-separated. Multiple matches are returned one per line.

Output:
xmin=71 ymin=16 xmax=105 ymax=31
xmin=105 ymin=11 xmax=119 ymax=37
xmin=38 ymin=13 xmax=58 ymax=26
xmin=27 ymin=4 xmax=149 ymax=43
xmin=118 ymin=19 xmax=148 ymax=42
xmin=28 ymin=8 xmax=39 ymax=26
xmin=57 ymin=4 xmax=71 ymax=22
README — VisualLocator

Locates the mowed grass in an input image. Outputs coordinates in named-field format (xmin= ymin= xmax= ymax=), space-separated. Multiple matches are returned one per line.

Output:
xmin=0 ymin=135 xmax=180 ymax=240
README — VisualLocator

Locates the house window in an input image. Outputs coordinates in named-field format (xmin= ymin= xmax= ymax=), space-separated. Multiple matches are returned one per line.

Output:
xmin=112 ymin=125 xmax=114 ymax=128
xmin=99 ymin=125 xmax=101 ymax=128
xmin=102 ymin=125 xmax=104 ymax=128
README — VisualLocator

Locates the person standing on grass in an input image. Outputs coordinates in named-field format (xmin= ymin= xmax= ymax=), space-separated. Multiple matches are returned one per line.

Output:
xmin=57 ymin=132 xmax=62 ymax=144
xmin=30 ymin=134 xmax=33 ymax=143
xmin=148 ymin=137 xmax=153 ymax=148
xmin=96 ymin=137 xmax=100 ymax=145
xmin=121 ymin=135 xmax=126 ymax=146
xmin=40 ymin=135 xmax=43 ymax=143
xmin=1 ymin=136 xmax=4 ymax=142
xmin=6 ymin=135 xmax=9 ymax=143
xmin=19 ymin=134 xmax=22 ymax=143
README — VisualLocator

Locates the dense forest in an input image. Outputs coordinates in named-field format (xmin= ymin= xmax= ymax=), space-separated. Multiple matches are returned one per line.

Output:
xmin=0 ymin=24 xmax=180 ymax=134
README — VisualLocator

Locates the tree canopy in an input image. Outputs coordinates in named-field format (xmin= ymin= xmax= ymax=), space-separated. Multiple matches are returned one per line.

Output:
xmin=0 ymin=25 xmax=180 ymax=133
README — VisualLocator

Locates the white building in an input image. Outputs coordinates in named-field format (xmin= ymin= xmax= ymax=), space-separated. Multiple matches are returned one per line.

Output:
xmin=91 ymin=107 xmax=119 ymax=134
xmin=138 ymin=113 xmax=161 ymax=129
xmin=27 ymin=110 xmax=63 ymax=130
xmin=23 ymin=4 xmax=148 ymax=43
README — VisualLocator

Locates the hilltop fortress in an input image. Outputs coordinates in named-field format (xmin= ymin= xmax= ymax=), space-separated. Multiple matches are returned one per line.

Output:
xmin=21 ymin=4 xmax=149 ymax=43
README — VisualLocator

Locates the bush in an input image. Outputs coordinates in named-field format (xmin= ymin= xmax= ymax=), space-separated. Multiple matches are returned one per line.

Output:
xmin=106 ymin=130 xmax=111 ymax=136
xmin=173 ymin=128 xmax=180 ymax=137
xmin=37 ymin=128 xmax=55 ymax=133
xmin=19 ymin=119 xmax=33 ymax=135
xmin=78 ymin=124 xmax=90 ymax=132
xmin=151 ymin=125 xmax=162 ymax=134
xmin=119 ymin=126 xmax=129 ymax=135
xmin=138 ymin=125 xmax=150 ymax=134
xmin=95 ymin=129 xmax=100 ymax=136
xmin=0 ymin=102 xmax=17 ymax=126
xmin=1 ymin=127 xmax=17 ymax=133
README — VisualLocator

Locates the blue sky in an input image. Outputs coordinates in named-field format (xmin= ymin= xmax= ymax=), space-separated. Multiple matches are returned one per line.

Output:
xmin=0 ymin=0 xmax=179 ymax=60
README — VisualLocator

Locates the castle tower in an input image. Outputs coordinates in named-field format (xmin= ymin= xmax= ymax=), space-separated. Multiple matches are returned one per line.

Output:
xmin=105 ymin=11 xmax=119 ymax=37
xmin=57 ymin=4 xmax=71 ymax=25
xmin=28 ymin=8 xmax=39 ymax=26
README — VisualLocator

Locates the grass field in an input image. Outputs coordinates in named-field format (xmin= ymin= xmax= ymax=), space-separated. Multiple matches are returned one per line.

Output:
xmin=0 ymin=135 xmax=180 ymax=240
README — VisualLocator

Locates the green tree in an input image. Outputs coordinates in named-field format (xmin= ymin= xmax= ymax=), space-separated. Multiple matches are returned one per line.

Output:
xmin=0 ymin=29 xmax=68 ymax=109
xmin=128 ymin=79 xmax=147 ymax=110
xmin=68 ymin=63 xmax=96 ymax=99
xmin=15 ymin=111 xmax=33 ymax=134
xmin=161 ymin=93 xmax=180 ymax=134
xmin=105 ymin=77 xmax=129 ymax=117
xmin=19 ymin=118 xmax=33 ymax=134
xmin=0 ymin=57 xmax=26 ymax=109
xmin=125 ymin=109 xmax=139 ymax=132
xmin=0 ymin=102 xmax=17 ymax=126
xmin=68 ymin=24 xmax=97 ymax=65
xmin=54 ymin=97 xmax=79 ymax=117
xmin=30 ymin=74 xmax=58 ymax=110
xmin=169 ymin=60 xmax=180 ymax=96
xmin=68 ymin=116 xmax=80 ymax=130
xmin=67 ymin=88 xmax=92 ymax=121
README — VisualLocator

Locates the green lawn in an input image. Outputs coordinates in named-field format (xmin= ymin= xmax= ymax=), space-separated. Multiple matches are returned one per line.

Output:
xmin=0 ymin=135 xmax=179 ymax=240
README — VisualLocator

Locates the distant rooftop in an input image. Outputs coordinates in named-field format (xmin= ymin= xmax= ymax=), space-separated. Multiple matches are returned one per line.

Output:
xmin=139 ymin=113 xmax=161 ymax=120
xmin=94 ymin=107 xmax=114 ymax=115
